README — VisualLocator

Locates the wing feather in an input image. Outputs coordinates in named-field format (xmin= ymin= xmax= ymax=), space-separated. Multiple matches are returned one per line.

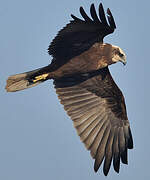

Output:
xmin=80 ymin=7 xmax=93 ymax=22
xmin=73 ymin=108 xmax=100 ymax=126
xmin=107 ymin=8 xmax=116 ymax=29
xmin=99 ymin=3 xmax=108 ymax=25
xmin=94 ymin=125 xmax=111 ymax=172
xmin=48 ymin=3 xmax=116 ymax=71
xmin=64 ymin=98 xmax=100 ymax=112
xmin=121 ymin=148 xmax=128 ymax=164
xmin=103 ymin=128 xmax=115 ymax=176
xmin=53 ymin=67 xmax=133 ymax=175
xmin=90 ymin=4 xmax=100 ymax=23
xmin=123 ymin=126 xmax=133 ymax=149
xmin=67 ymin=101 xmax=101 ymax=115
xmin=61 ymin=95 xmax=97 ymax=106
xmin=71 ymin=14 xmax=84 ymax=22
xmin=83 ymin=115 xmax=106 ymax=149
xmin=112 ymin=128 xmax=120 ymax=173
xmin=79 ymin=114 xmax=103 ymax=141
xmin=76 ymin=113 xmax=100 ymax=136
xmin=90 ymin=119 xmax=109 ymax=158
xmin=119 ymin=127 xmax=126 ymax=163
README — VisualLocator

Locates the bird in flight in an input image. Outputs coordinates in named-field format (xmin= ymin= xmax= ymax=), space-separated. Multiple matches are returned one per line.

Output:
xmin=6 ymin=3 xmax=133 ymax=176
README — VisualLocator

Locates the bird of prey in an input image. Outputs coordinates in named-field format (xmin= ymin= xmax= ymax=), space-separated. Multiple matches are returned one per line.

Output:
xmin=5 ymin=3 xmax=133 ymax=176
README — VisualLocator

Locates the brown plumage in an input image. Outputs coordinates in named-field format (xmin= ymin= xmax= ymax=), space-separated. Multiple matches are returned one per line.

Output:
xmin=5 ymin=3 xmax=133 ymax=176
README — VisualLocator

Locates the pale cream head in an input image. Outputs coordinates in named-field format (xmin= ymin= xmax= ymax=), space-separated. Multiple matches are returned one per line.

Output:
xmin=111 ymin=45 xmax=126 ymax=65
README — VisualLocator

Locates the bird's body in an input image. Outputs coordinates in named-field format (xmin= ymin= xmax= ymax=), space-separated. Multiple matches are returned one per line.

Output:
xmin=6 ymin=43 xmax=125 ymax=91
xmin=5 ymin=3 xmax=133 ymax=176
xmin=47 ymin=43 xmax=119 ymax=78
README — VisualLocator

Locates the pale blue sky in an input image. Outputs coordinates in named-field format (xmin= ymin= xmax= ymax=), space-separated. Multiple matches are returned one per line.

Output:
xmin=1 ymin=0 xmax=149 ymax=179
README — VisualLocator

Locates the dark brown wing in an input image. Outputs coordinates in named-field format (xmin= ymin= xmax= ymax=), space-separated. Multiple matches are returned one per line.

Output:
xmin=53 ymin=67 xmax=133 ymax=176
xmin=48 ymin=3 xmax=116 ymax=70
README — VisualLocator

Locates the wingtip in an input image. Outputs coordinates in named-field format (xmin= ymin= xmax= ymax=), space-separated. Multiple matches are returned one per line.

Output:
xmin=79 ymin=6 xmax=83 ymax=12
xmin=90 ymin=3 xmax=95 ymax=11
xmin=114 ymin=164 xmax=120 ymax=173
xmin=99 ymin=3 xmax=103 ymax=7
xmin=79 ymin=6 xmax=84 ymax=16
xmin=107 ymin=8 xmax=111 ymax=15
xmin=94 ymin=166 xmax=99 ymax=173
xmin=128 ymin=128 xmax=134 ymax=149
xmin=70 ymin=14 xmax=75 ymax=19
xmin=94 ymin=161 xmax=99 ymax=173
xmin=107 ymin=8 xmax=117 ymax=29
xmin=121 ymin=149 xmax=128 ymax=164
xmin=113 ymin=155 xmax=120 ymax=173
xmin=115 ymin=169 xmax=120 ymax=174
xmin=79 ymin=5 xmax=93 ymax=22
xmin=113 ymin=161 xmax=120 ymax=173
xmin=103 ymin=168 xmax=109 ymax=176
xmin=91 ymin=3 xmax=95 ymax=7
xmin=70 ymin=13 xmax=83 ymax=22
xmin=104 ymin=172 xmax=109 ymax=176
xmin=121 ymin=156 xmax=128 ymax=165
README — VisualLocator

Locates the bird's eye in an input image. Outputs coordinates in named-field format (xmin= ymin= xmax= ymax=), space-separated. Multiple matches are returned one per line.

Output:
xmin=119 ymin=52 xmax=124 ymax=57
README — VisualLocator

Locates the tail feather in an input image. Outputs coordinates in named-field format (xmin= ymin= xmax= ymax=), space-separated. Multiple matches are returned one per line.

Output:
xmin=5 ymin=66 xmax=50 ymax=92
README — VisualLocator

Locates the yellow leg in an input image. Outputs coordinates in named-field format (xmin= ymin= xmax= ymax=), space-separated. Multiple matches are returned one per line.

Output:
xmin=33 ymin=73 xmax=49 ymax=83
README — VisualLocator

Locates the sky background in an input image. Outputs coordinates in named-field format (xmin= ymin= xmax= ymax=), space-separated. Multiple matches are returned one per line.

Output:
xmin=1 ymin=0 xmax=150 ymax=179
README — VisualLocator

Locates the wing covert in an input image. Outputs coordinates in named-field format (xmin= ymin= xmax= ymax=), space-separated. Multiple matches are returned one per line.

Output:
xmin=53 ymin=68 xmax=133 ymax=176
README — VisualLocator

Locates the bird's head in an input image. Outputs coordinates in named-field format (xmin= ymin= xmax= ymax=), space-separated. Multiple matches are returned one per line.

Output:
xmin=111 ymin=45 xmax=126 ymax=65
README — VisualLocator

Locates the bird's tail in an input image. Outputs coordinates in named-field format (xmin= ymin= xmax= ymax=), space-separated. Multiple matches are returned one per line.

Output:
xmin=5 ymin=66 xmax=51 ymax=92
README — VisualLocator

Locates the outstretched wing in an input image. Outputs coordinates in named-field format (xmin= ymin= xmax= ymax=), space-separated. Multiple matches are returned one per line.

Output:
xmin=48 ymin=3 xmax=116 ymax=69
xmin=53 ymin=67 xmax=133 ymax=176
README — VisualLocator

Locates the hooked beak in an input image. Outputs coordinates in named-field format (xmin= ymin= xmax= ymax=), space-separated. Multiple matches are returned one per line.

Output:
xmin=120 ymin=57 xmax=127 ymax=66
xmin=122 ymin=61 xmax=127 ymax=66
